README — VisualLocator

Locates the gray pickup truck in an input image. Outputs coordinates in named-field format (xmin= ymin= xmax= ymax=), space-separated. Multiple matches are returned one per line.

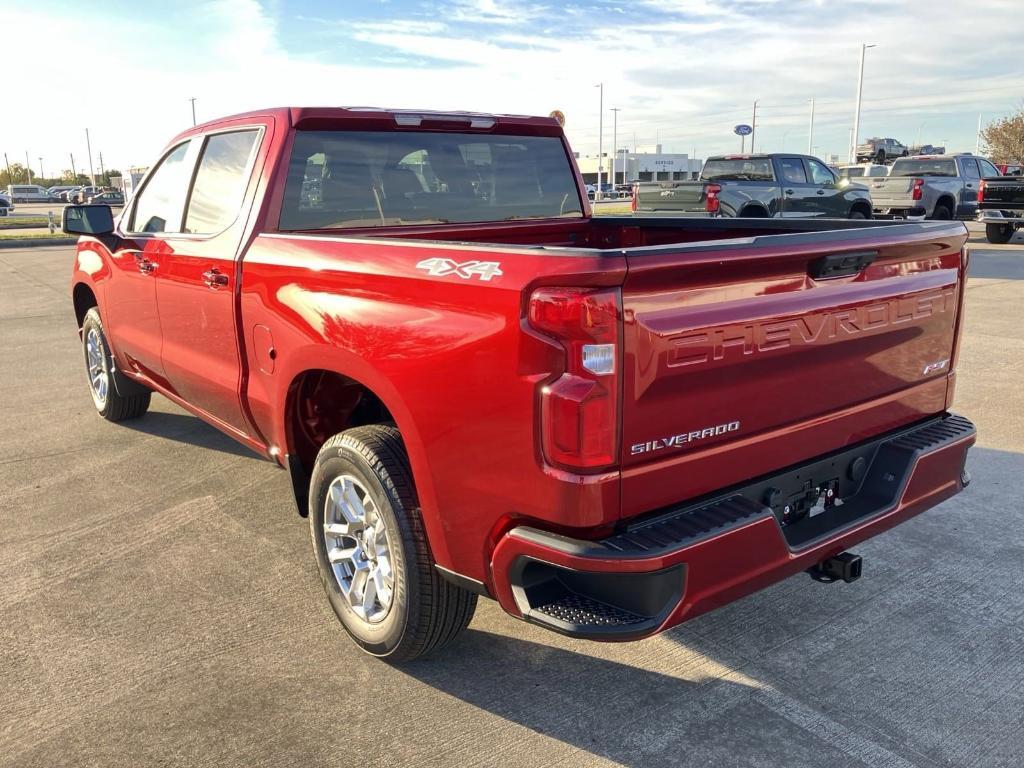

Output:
xmin=855 ymin=137 xmax=909 ymax=164
xmin=977 ymin=174 xmax=1024 ymax=243
xmin=868 ymin=154 xmax=1002 ymax=220
xmin=632 ymin=154 xmax=873 ymax=219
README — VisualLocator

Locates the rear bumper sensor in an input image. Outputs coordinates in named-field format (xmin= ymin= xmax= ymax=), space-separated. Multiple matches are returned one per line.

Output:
xmin=490 ymin=413 xmax=975 ymax=640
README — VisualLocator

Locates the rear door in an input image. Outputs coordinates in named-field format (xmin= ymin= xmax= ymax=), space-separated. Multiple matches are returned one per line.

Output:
xmin=153 ymin=126 xmax=265 ymax=435
xmin=618 ymin=222 xmax=967 ymax=516
xmin=775 ymin=157 xmax=816 ymax=216
xmin=957 ymin=158 xmax=980 ymax=218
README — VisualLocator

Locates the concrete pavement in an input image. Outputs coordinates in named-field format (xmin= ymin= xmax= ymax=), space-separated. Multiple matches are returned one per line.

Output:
xmin=0 ymin=242 xmax=1021 ymax=767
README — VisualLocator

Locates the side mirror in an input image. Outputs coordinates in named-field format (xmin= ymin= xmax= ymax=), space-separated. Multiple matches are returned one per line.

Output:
xmin=63 ymin=204 xmax=114 ymax=236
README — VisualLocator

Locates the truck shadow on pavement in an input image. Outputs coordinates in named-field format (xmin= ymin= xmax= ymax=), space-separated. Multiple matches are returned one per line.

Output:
xmin=398 ymin=627 xmax=762 ymax=766
xmin=117 ymin=410 xmax=264 ymax=460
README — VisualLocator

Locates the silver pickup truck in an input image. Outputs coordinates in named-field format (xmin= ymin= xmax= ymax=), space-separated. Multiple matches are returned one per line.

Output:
xmin=868 ymin=154 xmax=1002 ymax=219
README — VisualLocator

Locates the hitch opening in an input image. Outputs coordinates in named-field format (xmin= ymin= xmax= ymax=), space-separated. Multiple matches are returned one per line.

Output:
xmin=808 ymin=552 xmax=862 ymax=584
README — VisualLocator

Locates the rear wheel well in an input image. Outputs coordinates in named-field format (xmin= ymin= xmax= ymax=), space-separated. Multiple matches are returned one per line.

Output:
xmin=73 ymin=283 xmax=98 ymax=328
xmin=285 ymin=369 xmax=394 ymax=516
xmin=934 ymin=196 xmax=956 ymax=216
xmin=739 ymin=205 xmax=769 ymax=218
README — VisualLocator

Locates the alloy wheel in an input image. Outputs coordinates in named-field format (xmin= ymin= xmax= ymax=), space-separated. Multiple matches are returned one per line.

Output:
xmin=322 ymin=475 xmax=395 ymax=624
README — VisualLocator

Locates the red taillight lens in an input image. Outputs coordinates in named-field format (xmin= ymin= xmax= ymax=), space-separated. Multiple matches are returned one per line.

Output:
xmin=528 ymin=287 xmax=621 ymax=471
xmin=705 ymin=182 xmax=722 ymax=214
xmin=631 ymin=183 xmax=638 ymax=212
xmin=977 ymin=179 xmax=986 ymax=203
xmin=912 ymin=178 xmax=924 ymax=201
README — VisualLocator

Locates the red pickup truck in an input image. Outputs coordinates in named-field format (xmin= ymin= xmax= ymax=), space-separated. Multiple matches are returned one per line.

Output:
xmin=64 ymin=107 xmax=976 ymax=661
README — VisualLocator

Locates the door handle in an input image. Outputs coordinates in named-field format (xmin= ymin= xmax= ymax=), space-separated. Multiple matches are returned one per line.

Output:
xmin=816 ymin=190 xmax=826 ymax=195
xmin=202 ymin=268 xmax=229 ymax=289
xmin=131 ymin=252 xmax=157 ymax=274
xmin=784 ymin=189 xmax=795 ymax=195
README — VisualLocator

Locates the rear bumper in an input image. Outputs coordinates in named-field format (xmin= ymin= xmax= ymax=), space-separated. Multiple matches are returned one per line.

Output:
xmin=873 ymin=205 xmax=927 ymax=219
xmin=976 ymin=209 xmax=1024 ymax=225
xmin=490 ymin=413 xmax=975 ymax=640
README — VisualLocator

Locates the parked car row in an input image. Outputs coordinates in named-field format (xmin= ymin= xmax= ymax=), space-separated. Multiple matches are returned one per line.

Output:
xmin=632 ymin=152 xmax=1021 ymax=234
xmin=2 ymin=184 xmax=124 ymax=205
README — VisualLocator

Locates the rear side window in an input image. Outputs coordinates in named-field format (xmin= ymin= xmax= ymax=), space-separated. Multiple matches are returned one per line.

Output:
xmin=701 ymin=158 xmax=773 ymax=181
xmin=184 ymin=130 xmax=260 ymax=234
xmin=777 ymin=158 xmax=807 ymax=184
xmin=278 ymin=130 xmax=583 ymax=230
xmin=960 ymin=158 xmax=980 ymax=178
xmin=128 ymin=142 xmax=192 ymax=233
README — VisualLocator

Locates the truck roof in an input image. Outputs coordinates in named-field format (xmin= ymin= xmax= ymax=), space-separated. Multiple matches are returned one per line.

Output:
xmin=707 ymin=153 xmax=822 ymax=161
xmin=173 ymin=106 xmax=564 ymax=144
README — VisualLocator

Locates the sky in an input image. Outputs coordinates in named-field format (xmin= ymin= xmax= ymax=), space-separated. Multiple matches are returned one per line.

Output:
xmin=4 ymin=0 xmax=1023 ymax=176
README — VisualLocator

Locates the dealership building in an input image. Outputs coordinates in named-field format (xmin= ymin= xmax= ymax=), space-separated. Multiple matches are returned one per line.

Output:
xmin=575 ymin=145 xmax=703 ymax=184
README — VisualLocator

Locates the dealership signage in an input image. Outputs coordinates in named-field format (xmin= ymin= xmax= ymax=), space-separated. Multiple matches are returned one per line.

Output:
xmin=734 ymin=124 xmax=753 ymax=136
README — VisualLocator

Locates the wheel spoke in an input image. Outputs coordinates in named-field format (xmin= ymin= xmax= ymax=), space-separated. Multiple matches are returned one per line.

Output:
xmin=327 ymin=545 xmax=359 ymax=565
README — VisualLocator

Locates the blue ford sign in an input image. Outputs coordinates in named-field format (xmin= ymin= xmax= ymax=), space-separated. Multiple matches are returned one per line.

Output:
xmin=734 ymin=124 xmax=753 ymax=136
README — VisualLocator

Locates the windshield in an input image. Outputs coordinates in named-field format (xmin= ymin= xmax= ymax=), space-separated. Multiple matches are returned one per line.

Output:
xmin=889 ymin=159 xmax=957 ymax=177
xmin=279 ymin=130 xmax=583 ymax=230
xmin=701 ymin=158 xmax=774 ymax=181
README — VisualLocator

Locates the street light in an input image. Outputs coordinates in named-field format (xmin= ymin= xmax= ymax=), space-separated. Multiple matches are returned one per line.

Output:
xmin=610 ymin=107 xmax=621 ymax=187
xmin=595 ymin=83 xmax=603 ymax=200
xmin=190 ymin=97 xmax=197 ymax=126
xmin=850 ymin=43 xmax=877 ymax=163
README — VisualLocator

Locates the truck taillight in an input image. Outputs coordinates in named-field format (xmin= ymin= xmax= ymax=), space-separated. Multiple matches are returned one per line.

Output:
xmin=706 ymin=183 xmax=722 ymax=214
xmin=528 ymin=287 xmax=621 ymax=472
xmin=912 ymin=178 xmax=924 ymax=201
xmin=977 ymin=179 xmax=986 ymax=203
xmin=631 ymin=183 xmax=638 ymax=212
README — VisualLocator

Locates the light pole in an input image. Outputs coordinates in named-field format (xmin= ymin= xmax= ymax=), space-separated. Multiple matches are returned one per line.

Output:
xmin=851 ymin=43 xmax=877 ymax=162
xmin=85 ymin=128 xmax=96 ymax=187
xmin=750 ymin=99 xmax=759 ymax=154
xmin=190 ymin=97 xmax=197 ymax=126
xmin=610 ymin=107 xmax=621 ymax=186
xmin=25 ymin=151 xmax=32 ymax=182
xmin=916 ymin=121 xmax=926 ymax=147
xmin=975 ymin=113 xmax=983 ymax=156
xmin=38 ymin=157 xmax=44 ymax=180
xmin=808 ymin=98 xmax=815 ymax=155
xmin=595 ymin=83 xmax=603 ymax=200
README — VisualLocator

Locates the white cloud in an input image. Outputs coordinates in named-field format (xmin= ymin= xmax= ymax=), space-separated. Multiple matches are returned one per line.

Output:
xmin=4 ymin=0 xmax=1022 ymax=176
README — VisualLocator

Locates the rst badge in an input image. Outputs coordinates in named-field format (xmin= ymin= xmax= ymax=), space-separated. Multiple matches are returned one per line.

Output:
xmin=416 ymin=258 xmax=503 ymax=281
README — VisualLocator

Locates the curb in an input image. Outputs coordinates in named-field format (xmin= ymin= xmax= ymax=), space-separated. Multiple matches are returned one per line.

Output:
xmin=0 ymin=237 xmax=75 ymax=249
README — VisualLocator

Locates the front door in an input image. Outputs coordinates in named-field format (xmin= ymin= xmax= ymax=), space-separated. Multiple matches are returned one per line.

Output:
xmin=775 ymin=157 xmax=817 ymax=216
xmin=805 ymin=157 xmax=846 ymax=217
xmin=109 ymin=140 xmax=193 ymax=383
xmin=958 ymin=157 xmax=981 ymax=218
xmin=154 ymin=128 xmax=263 ymax=435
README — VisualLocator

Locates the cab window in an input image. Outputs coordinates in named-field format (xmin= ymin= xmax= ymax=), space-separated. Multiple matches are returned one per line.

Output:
xmin=777 ymin=158 xmax=807 ymax=184
xmin=184 ymin=130 xmax=260 ymax=234
xmin=806 ymin=159 xmax=835 ymax=185
xmin=128 ymin=142 xmax=192 ymax=234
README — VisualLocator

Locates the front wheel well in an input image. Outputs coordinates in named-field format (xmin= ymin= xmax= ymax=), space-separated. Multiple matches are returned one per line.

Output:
xmin=73 ymin=282 xmax=98 ymax=328
xmin=850 ymin=201 xmax=872 ymax=218
xmin=284 ymin=369 xmax=394 ymax=516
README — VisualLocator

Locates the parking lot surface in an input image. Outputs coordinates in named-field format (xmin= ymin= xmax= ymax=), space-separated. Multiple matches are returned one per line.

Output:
xmin=1 ymin=237 xmax=1022 ymax=767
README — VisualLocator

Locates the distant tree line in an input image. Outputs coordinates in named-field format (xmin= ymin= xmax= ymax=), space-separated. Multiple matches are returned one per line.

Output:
xmin=0 ymin=164 xmax=122 ymax=188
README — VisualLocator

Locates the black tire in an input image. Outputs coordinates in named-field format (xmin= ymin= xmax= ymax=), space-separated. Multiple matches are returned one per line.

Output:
xmin=309 ymin=425 xmax=476 ymax=662
xmin=986 ymin=223 xmax=1014 ymax=244
xmin=848 ymin=208 xmax=868 ymax=220
xmin=81 ymin=307 xmax=151 ymax=421
xmin=931 ymin=203 xmax=953 ymax=220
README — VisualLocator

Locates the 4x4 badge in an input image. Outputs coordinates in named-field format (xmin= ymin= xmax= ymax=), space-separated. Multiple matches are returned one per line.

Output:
xmin=416 ymin=258 xmax=503 ymax=281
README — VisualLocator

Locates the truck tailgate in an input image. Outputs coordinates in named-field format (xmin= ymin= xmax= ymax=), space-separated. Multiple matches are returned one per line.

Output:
xmin=618 ymin=222 xmax=967 ymax=517
xmin=637 ymin=182 xmax=709 ymax=213
xmin=981 ymin=178 xmax=1024 ymax=207
xmin=869 ymin=177 xmax=917 ymax=208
